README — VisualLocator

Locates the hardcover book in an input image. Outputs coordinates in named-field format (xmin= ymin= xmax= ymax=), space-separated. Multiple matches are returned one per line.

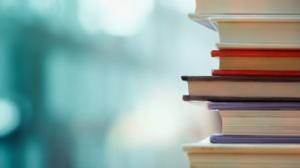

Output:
xmin=210 ymin=135 xmax=300 ymax=144
xmin=182 ymin=76 xmax=300 ymax=102
xmin=215 ymin=109 xmax=300 ymax=136
xmin=184 ymin=137 xmax=300 ymax=168
xmin=192 ymin=0 xmax=300 ymax=15
xmin=208 ymin=102 xmax=300 ymax=110
xmin=212 ymin=50 xmax=300 ymax=57
xmin=212 ymin=49 xmax=300 ymax=71
xmin=212 ymin=70 xmax=300 ymax=77
xmin=189 ymin=15 xmax=300 ymax=49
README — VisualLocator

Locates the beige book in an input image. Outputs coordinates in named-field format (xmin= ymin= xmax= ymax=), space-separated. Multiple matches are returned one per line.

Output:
xmin=189 ymin=15 xmax=300 ymax=49
xmin=218 ymin=57 xmax=300 ymax=71
xmin=193 ymin=0 xmax=300 ymax=15
xmin=219 ymin=110 xmax=300 ymax=136
xmin=184 ymin=138 xmax=300 ymax=168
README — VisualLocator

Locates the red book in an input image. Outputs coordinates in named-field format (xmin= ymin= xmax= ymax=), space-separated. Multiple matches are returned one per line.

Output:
xmin=212 ymin=49 xmax=300 ymax=57
xmin=213 ymin=70 xmax=300 ymax=77
xmin=212 ymin=50 xmax=300 ymax=75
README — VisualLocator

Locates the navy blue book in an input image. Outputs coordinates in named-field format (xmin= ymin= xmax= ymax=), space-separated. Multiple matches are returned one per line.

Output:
xmin=210 ymin=135 xmax=300 ymax=144
xmin=208 ymin=102 xmax=300 ymax=110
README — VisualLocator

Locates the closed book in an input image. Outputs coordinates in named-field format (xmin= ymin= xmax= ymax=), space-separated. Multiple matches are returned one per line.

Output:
xmin=216 ymin=109 xmax=300 ymax=136
xmin=210 ymin=135 xmax=300 ymax=144
xmin=212 ymin=50 xmax=300 ymax=57
xmin=192 ymin=0 xmax=300 ymax=15
xmin=190 ymin=15 xmax=300 ymax=49
xmin=212 ymin=49 xmax=300 ymax=71
xmin=212 ymin=70 xmax=300 ymax=77
xmin=184 ymin=138 xmax=300 ymax=168
xmin=208 ymin=102 xmax=300 ymax=110
xmin=182 ymin=76 xmax=300 ymax=102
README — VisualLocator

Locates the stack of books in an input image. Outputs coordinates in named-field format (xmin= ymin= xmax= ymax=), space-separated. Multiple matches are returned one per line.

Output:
xmin=183 ymin=0 xmax=300 ymax=167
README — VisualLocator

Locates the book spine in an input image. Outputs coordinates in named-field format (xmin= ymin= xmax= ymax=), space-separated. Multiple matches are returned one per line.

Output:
xmin=212 ymin=70 xmax=300 ymax=77
xmin=211 ymin=50 xmax=300 ymax=57
xmin=208 ymin=102 xmax=300 ymax=110
xmin=210 ymin=135 xmax=300 ymax=144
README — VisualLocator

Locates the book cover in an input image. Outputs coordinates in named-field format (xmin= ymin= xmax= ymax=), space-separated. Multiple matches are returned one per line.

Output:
xmin=183 ymin=95 xmax=300 ymax=102
xmin=208 ymin=102 xmax=300 ymax=110
xmin=182 ymin=76 xmax=300 ymax=102
xmin=212 ymin=70 xmax=300 ymax=77
xmin=212 ymin=50 xmax=300 ymax=72
xmin=212 ymin=49 xmax=300 ymax=57
xmin=192 ymin=0 xmax=300 ymax=15
xmin=210 ymin=135 xmax=300 ymax=144
xmin=184 ymin=137 xmax=300 ymax=154
xmin=184 ymin=138 xmax=300 ymax=168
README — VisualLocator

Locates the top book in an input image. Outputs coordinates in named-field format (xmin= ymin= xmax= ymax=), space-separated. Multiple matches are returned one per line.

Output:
xmin=194 ymin=0 xmax=300 ymax=15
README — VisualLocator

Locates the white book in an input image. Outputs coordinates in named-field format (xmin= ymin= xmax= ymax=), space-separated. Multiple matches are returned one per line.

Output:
xmin=190 ymin=15 xmax=300 ymax=49
xmin=193 ymin=0 xmax=300 ymax=15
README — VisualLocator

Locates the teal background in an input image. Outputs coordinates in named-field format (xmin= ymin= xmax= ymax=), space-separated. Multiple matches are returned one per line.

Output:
xmin=0 ymin=0 xmax=219 ymax=167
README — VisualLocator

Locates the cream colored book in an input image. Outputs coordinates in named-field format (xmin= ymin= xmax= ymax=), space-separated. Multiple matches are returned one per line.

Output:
xmin=189 ymin=15 xmax=300 ymax=49
xmin=219 ymin=110 xmax=300 ymax=136
xmin=193 ymin=0 xmax=300 ymax=15
xmin=184 ymin=137 xmax=300 ymax=168
xmin=218 ymin=56 xmax=300 ymax=71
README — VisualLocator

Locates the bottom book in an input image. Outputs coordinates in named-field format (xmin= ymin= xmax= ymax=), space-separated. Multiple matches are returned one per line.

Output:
xmin=183 ymin=137 xmax=300 ymax=168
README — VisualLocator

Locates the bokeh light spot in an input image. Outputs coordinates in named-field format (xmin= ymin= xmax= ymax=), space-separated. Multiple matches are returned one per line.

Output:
xmin=0 ymin=99 xmax=20 ymax=137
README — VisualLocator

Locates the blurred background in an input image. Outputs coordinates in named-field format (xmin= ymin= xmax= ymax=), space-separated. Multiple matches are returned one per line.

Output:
xmin=0 ymin=0 xmax=220 ymax=167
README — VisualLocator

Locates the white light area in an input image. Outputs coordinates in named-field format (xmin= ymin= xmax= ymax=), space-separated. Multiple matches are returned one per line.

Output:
xmin=173 ymin=0 xmax=195 ymax=14
xmin=29 ymin=0 xmax=56 ymax=14
xmin=0 ymin=99 xmax=20 ymax=137
xmin=159 ymin=0 xmax=194 ymax=14
xmin=79 ymin=0 xmax=154 ymax=36
xmin=107 ymin=85 xmax=185 ymax=147
xmin=185 ymin=102 xmax=221 ymax=139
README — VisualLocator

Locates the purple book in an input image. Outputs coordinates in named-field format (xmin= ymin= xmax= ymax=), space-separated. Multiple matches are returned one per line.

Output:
xmin=210 ymin=134 xmax=300 ymax=144
xmin=208 ymin=102 xmax=300 ymax=110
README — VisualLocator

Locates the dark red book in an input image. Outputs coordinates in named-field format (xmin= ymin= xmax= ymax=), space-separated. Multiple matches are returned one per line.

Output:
xmin=212 ymin=49 xmax=300 ymax=57
xmin=212 ymin=70 xmax=300 ymax=77
xmin=212 ymin=50 xmax=300 ymax=73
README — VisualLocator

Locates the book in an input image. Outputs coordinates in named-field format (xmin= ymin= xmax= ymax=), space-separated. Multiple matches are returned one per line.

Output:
xmin=208 ymin=102 xmax=300 ymax=110
xmin=192 ymin=0 xmax=300 ymax=15
xmin=215 ymin=17 xmax=300 ymax=48
xmin=216 ymin=109 xmax=300 ymax=136
xmin=184 ymin=138 xmax=300 ymax=168
xmin=212 ymin=50 xmax=300 ymax=57
xmin=189 ymin=15 xmax=300 ymax=49
xmin=212 ymin=50 xmax=300 ymax=71
xmin=182 ymin=76 xmax=300 ymax=102
xmin=217 ymin=42 xmax=300 ymax=50
xmin=212 ymin=70 xmax=300 ymax=77
xmin=210 ymin=135 xmax=300 ymax=144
